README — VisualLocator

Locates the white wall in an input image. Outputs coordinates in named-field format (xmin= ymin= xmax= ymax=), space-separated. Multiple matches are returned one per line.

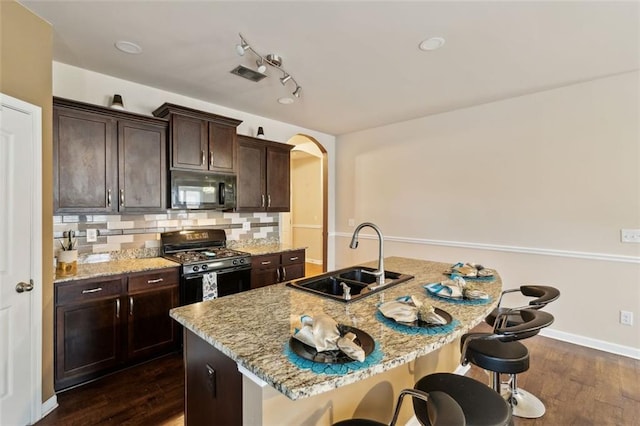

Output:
xmin=52 ymin=61 xmax=337 ymax=248
xmin=333 ymin=71 xmax=640 ymax=356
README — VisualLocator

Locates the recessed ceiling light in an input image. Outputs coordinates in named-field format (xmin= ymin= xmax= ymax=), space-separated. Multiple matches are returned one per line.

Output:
xmin=278 ymin=97 xmax=294 ymax=105
xmin=419 ymin=37 xmax=445 ymax=51
xmin=115 ymin=40 xmax=142 ymax=55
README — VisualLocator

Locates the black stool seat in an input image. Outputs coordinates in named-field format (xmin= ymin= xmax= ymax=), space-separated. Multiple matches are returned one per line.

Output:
xmin=414 ymin=373 xmax=511 ymax=426
xmin=461 ymin=334 xmax=529 ymax=374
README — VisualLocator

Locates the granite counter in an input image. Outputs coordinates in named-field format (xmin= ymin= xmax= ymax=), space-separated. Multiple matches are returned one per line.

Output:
xmin=53 ymin=257 xmax=180 ymax=283
xmin=170 ymin=257 xmax=501 ymax=410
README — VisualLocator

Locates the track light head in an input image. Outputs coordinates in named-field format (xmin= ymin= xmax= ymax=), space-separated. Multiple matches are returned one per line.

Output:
xmin=292 ymin=86 xmax=301 ymax=98
xmin=280 ymin=74 xmax=292 ymax=85
xmin=236 ymin=40 xmax=249 ymax=56
xmin=256 ymin=59 xmax=267 ymax=74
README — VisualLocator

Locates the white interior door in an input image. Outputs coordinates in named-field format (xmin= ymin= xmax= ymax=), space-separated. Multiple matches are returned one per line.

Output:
xmin=0 ymin=94 xmax=43 ymax=425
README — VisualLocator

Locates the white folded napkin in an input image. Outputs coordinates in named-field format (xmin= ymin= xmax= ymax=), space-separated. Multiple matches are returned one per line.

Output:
xmin=292 ymin=314 xmax=366 ymax=362
xmin=337 ymin=332 xmax=365 ymax=362
xmin=378 ymin=296 xmax=448 ymax=325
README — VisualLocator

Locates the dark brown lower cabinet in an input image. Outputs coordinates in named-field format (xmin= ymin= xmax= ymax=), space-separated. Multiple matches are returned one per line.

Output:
xmin=250 ymin=249 xmax=306 ymax=289
xmin=54 ymin=268 xmax=179 ymax=391
xmin=185 ymin=329 xmax=242 ymax=426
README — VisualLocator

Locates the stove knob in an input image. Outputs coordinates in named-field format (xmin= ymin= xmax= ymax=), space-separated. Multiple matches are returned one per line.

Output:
xmin=192 ymin=265 xmax=199 ymax=272
xmin=239 ymin=258 xmax=245 ymax=264
xmin=232 ymin=259 xmax=238 ymax=265
xmin=201 ymin=264 xmax=208 ymax=271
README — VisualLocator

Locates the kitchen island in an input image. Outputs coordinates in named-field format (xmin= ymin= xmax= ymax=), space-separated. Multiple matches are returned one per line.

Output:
xmin=169 ymin=257 xmax=502 ymax=425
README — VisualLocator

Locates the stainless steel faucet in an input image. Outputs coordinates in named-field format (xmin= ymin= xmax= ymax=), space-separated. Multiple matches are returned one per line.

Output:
xmin=349 ymin=222 xmax=385 ymax=286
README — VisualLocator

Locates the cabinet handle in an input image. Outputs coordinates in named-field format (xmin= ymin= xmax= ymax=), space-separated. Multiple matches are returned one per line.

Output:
xmin=82 ymin=287 xmax=103 ymax=294
xmin=107 ymin=189 xmax=112 ymax=207
xmin=147 ymin=278 xmax=164 ymax=284
xmin=261 ymin=261 xmax=271 ymax=265
xmin=261 ymin=194 xmax=265 ymax=208
xmin=129 ymin=296 xmax=134 ymax=316
xmin=209 ymin=151 xmax=213 ymax=167
xmin=282 ymin=266 xmax=287 ymax=281
xmin=120 ymin=189 xmax=125 ymax=207
xmin=290 ymin=257 xmax=299 ymax=261
xmin=276 ymin=267 xmax=281 ymax=282
xmin=267 ymin=194 xmax=271 ymax=208
xmin=201 ymin=151 xmax=205 ymax=166
xmin=116 ymin=298 xmax=120 ymax=318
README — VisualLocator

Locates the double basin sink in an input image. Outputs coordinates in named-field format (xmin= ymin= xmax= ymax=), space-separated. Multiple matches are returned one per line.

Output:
xmin=287 ymin=266 xmax=414 ymax=302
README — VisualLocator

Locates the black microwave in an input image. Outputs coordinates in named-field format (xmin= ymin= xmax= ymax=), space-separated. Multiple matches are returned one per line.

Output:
xmin=170 ymin=170 xmax=236 ymax=210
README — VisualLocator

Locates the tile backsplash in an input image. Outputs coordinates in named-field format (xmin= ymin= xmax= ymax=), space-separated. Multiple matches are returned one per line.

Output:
xmin=53 ymin=211 xmax=280 ymax=263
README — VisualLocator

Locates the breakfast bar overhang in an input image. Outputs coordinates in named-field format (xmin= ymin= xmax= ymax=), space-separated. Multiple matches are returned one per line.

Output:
xmin=170 ymin=257 xmax=502 ymax=425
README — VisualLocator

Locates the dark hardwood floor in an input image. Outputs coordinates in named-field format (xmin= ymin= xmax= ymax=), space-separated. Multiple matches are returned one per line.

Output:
xmin=38 ymin=328 xmax=639 ymax=426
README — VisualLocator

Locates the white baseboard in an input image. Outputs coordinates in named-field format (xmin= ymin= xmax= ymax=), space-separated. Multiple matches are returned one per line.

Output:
xmin=541 ymin=328 xmax=640 ymax=360
xmin=40 ymin=394 xmax=58 ymax=420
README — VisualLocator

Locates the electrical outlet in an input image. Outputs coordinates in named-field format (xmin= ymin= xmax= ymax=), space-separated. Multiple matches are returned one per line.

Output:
xmin=620 ymin=310 xmax=633 ymax=326
xmin=621 ymin=229 xmax=640 ymax=243
xmin=86 ymin=228 xmax=98 ymax=242
xmin=242 ymin=221 xmax=250 ymax=231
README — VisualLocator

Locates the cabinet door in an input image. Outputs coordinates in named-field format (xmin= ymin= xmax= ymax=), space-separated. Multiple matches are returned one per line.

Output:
xmin=237 ymin=137 xmax=266 ymax=212
xmin=53 ymin=106 xmax=117 ymax=213
xmin=55 ymin=296 xmax=124 ymax=390
xmin=209 ymin=122 xmax=236 ymax=173
xmin=118 ymin=119 xmax=167 ymax=212
xmin=171 ymin=114 xmax=207 ymax=170
xmin=266 ymin=145 xmax=291 ymax=212
xmin=281 ymin=250 xmax=306 ymax=282
xmin=250 ymin=253 xmax=281 ymax=288
xmin=127 ymin=286 xmax=179 ymax=361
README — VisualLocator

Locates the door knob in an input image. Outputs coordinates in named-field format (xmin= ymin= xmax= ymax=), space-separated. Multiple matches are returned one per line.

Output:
xmin=15 ymin=280 xmax=34 ymax=293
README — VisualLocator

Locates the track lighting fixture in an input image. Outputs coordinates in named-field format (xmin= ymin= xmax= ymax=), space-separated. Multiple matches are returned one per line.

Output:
xmin=231 ymin=33 xmax=302 ymax=100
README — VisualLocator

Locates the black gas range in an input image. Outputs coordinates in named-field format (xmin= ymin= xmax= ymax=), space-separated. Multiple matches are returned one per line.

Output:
xmin=161 ymin=229 xmax=251 ymax=305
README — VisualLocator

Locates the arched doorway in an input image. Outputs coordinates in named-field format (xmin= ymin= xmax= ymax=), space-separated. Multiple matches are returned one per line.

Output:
xmin=284 ymin=135 xmax=327 ymax=274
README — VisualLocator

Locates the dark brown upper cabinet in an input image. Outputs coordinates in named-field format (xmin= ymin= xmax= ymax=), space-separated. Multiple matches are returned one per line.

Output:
xmin=236 ymin=135 xmax=293 ymax=212
xmin=152 ymin=103 xmax=242 ymax=174
xmin=53 ymin=97 xmax=168 ymax=214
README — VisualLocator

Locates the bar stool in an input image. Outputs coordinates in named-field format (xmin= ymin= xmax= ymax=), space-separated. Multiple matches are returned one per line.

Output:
xmin=485 ymin=285 xmax=560 ymax=327
xmin=333 ymin=388 xmax=466 ymax=426
xmin=413 ymin=373 xmax=512 ymax=426
xmin=461 ymin=308 xmax=554 ymax=419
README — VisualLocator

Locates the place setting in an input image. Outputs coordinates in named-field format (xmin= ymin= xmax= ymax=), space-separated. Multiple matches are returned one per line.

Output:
xmin=285 ymin=313 xmax=383 ymax=375
xmin=424 ymin=274 xmax=493 ymax=305
xmin=443 ymin=262 xmax=496 ymax=282
xmin=375 ymin=295 xmax=459 ymax=335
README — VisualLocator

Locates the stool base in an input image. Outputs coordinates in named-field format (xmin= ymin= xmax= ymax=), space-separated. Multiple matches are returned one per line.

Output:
xmin=501 ymin=384 xmax=546 ymax=419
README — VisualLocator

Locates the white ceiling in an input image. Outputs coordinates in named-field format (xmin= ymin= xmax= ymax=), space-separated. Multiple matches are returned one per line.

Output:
xmin=19 ymin=1 xmax=640 ymax=136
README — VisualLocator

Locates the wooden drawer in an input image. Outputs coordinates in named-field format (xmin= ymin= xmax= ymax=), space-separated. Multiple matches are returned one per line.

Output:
xmin=128 ymin=268 xmax=179 ymax=293
xmin=251 ymin=254 xmax=280 ymax=269
xmin=281 ymin=250 xmax=305 ymax=266
xmin=56 ymin=277 xmax=124 ymax=306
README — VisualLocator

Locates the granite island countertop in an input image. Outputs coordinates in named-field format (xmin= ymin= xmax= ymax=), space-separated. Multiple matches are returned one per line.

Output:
xmin=169 ymin=256 xmax=501 ymax=400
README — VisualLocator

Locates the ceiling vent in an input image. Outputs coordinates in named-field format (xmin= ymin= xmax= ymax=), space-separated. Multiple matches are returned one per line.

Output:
xmin=230 ymin=65 xmax=267 ymax=82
